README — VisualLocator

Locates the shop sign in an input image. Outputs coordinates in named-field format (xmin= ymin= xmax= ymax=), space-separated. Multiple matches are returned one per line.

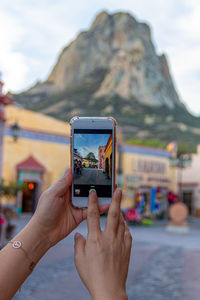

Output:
xmin=137 ymin=159 xmax=166 ymax=174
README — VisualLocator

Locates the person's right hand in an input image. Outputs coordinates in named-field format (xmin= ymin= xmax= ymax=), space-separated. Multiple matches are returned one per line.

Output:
xmin=74 ymin=189 xmax=132 ymax=300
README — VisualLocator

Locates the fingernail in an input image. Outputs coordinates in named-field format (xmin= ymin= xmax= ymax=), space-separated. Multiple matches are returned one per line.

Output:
xmin=89 ymin=189 xmax=96 ymax=194
xmin=116 ymin=188 xmax=122 ymax=197
xmin=65 ymin=168 xmax=70 ymax=175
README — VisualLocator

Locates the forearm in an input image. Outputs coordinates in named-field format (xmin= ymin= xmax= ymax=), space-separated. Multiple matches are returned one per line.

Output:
xmin=92 ymin=294 xmax=128 ymax=300
xmin=92 ymin=289 xmax=128 ymax=300
xmin=0 ymin=217 xmax=51 ymax=300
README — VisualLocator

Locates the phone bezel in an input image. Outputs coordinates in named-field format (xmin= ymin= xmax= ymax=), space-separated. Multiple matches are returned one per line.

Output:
xmin=71 ymin=117 xmax=116 ymax=207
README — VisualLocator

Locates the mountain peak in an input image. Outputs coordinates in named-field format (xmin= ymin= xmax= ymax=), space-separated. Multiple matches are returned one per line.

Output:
xmin=18 ymin=10 xmax=183 ymax=110
xmin=90 ymin=11 xmax=109 ymax=29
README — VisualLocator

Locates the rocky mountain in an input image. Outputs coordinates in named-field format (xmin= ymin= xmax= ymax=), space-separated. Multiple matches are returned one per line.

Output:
xmin=14 ymin=11 xmax=200 ymax=148
xmin=86 ymin=152 xmax=98 ymax=162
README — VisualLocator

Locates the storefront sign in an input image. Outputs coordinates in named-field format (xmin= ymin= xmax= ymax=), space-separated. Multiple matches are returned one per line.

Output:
xmin=137 ymin=159 xmax=166 ymax=174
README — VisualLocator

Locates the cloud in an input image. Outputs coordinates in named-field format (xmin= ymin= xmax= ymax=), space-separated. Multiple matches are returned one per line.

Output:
xmin=0 ymin=10 xmax=28 ymax=91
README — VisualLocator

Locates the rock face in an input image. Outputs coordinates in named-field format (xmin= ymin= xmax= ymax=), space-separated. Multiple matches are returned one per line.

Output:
xmin=26 ymin=11 xmax=180 ymax=109
xmin=15 ymin=11 xmax=200 ymax=146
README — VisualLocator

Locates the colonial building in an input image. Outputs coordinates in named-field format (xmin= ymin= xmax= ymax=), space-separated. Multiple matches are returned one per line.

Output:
xmin=3 ymin=104 xmax=70 ymax=212
xmin=121 ymin=144 xmax=178 ymax=214
xmin=98 ymin=146 xmax=105 ymax=169
xmin=181 ymin=145 xmax=200 ymax=217
xmin=104 ymin=134 xmax=112 ymax=178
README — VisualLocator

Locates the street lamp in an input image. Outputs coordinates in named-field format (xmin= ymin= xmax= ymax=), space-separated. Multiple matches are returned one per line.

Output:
xmin=170 ymin=153 xmax=192 ymax=202
xmin=177 ymin=154 xmax=192 ymax=202
xmin=10 ymin=123 xmax=21 ymax=142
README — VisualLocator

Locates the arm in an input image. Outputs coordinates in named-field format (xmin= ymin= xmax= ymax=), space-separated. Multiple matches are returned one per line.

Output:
xmin=74 ymin=189 xmax=132 ymax=300
xmin=0 ymin=169 xmax=109 ymax=300
xmin=0 ymin=218 xmax=50 ymax=299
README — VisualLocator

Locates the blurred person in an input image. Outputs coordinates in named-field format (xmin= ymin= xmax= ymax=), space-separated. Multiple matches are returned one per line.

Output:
xmin=0 ymin=169 xmax=132 ymax=300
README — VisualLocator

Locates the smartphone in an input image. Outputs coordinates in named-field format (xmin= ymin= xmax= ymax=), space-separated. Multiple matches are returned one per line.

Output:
xmin=70 ymin=116 xmax=116 ymax=207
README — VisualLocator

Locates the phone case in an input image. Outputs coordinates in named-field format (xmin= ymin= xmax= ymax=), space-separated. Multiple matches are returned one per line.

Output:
xmin=69 ymin=116 xmax=117 ymax=194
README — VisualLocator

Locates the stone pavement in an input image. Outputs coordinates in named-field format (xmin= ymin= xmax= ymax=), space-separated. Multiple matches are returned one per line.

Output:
xmin=74 ymin=168 xmax=112 ymax=185
xmin=10 ymin=215 xmax=200 ymax=300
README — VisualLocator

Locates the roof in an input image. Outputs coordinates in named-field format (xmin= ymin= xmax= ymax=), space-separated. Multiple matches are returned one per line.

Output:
xmin=0 ymin=94 xmax=13 ymax=105
xmin=16 ymin=155 xmax=46 ymax=173
xmin=5 ymin=105 xmax=70 ymax=136
xmin=104 ymin=134 xmax=112 ymax=152
xmin=122 ymin=144 xmax=171 ymax=158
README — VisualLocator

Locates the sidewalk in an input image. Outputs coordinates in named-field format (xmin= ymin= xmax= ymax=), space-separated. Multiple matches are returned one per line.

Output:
xmin=10 ymin=215 xmax=200 ymax=300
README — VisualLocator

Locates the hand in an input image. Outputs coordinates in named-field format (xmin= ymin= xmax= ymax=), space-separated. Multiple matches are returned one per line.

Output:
xmin=30 ymin=169 xmax=109 ymax=247
xmin=74 ymin=189 xmax=132 ymax=300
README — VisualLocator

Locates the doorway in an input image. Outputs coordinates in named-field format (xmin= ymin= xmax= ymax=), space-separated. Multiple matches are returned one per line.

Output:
xmin=183 ymin=191 xmax=193 ymax=215
xmin=22 ymin=182 xmax=38 ymax=213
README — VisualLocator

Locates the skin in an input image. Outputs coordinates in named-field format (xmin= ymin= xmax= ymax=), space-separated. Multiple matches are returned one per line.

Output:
xmin=74 ymin=189 xmax=132 ymax=300
xmin=0 ymin=169 xmax=132 ymax=300
xmin=0 ymin=169 xmax=109 ymax=300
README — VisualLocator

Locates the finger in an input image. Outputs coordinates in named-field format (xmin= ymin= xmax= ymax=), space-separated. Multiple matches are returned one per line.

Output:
xmin=48 ymin=169 xmax=72 ymax=197
xmin=80 ymin=203 xmax=110 ymax=221
xmin=70 ymin=203 xmax=109 ymax=230
xmin=124 ymin=222 xmax=132 ymax=249
xmin=99 ymin=203 xmax=110 ymax=215
xmin=87 ymin=190 xmax=101 ymax=237
xmin=74 ymin=232 xmax=86 ymax=263
xmin=118 ymin=213 xmax=125 ymax=240
xmin=106 ymin=188 xmax=122 ymax=235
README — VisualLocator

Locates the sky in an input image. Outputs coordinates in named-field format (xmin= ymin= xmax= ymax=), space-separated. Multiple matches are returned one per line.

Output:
xmin=74 ymin=133 xmax=110 ymax=159
xmin=0 ymin=0 xmax=200 ymax=116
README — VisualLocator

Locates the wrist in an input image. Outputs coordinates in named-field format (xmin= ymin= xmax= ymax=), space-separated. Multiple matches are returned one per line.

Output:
xmin=13 ymin=217 xmax=51 ymax=266
xmin=92 ymin=290 xmax=128 ymax=300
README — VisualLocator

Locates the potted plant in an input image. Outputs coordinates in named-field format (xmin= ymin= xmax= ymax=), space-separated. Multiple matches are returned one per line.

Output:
xmin=0 ymin=180 xmax=25 ymax=240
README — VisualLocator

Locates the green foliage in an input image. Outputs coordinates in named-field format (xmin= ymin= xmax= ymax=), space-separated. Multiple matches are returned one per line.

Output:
xmin=13 ymin=68 xmax=200 ymax=151
xmin=0 ymin=180 xmax=26 ymax=197
xmin=126 ymin=138 xmax=167 ymax=149
xmin=177 ymin=142 xmax=196 ymax=156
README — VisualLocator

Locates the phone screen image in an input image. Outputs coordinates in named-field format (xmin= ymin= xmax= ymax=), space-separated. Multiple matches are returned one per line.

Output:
xmin=73 ymin=129 xmax=113 ymax=198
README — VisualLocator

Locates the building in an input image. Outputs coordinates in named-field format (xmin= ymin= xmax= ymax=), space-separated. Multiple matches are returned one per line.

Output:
xmin=120 ymin=144 xmax=178 ymax=216
xmin=74 ymin=152 xmax=83 ymax=163
xmin=98 ymin=146 xmax=105 ymax=169
xmin=3 ymin=105 xmax=70 ymax=212
xmin=181 ymin=145 xmax=200 ymax=217
xmin=104 ymin=134 xmax=112 ymax=178
xmin=2 ymin=104 xmax=178 ymax=215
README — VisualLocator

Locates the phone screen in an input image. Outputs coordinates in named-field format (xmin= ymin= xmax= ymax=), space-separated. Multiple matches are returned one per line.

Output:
xmin=73 ymin=129 xmax=113 ymax=197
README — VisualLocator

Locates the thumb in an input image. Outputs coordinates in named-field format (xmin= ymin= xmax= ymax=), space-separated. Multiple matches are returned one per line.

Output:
xmin=49 ymin=169 xmax=72 ymax=196
xmin=74 ymin=232 xmax=85 ymax=262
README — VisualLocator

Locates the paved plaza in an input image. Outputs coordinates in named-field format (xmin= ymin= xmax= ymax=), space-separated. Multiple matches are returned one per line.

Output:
xmin=74 ymin=168 xmax=112 ymax=185
xmin=11 ymin=214 xmax=200 ymax=300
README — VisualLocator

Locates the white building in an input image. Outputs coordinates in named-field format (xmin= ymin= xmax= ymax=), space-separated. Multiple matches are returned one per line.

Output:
xmin=181 ymin=145 xmax=200 ymax=217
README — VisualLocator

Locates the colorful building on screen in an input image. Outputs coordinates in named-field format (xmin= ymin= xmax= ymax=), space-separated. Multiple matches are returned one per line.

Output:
xmin=104 ymin=134 xmax=112 ymax=179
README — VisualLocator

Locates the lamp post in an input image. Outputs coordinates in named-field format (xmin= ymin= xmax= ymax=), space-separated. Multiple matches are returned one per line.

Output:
xmin=177 ymin=154 xmax=192 ymax=202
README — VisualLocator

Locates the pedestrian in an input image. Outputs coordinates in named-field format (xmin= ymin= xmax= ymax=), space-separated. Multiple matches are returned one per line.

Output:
xmin=78 ymin=160 xmax=82 ymax=175
xmin=0 ymin=169 xmax=132 ymax=300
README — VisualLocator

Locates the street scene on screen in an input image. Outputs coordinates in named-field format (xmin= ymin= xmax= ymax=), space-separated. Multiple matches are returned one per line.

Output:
xmin=73 ymin=133 xmax=112 ymax=185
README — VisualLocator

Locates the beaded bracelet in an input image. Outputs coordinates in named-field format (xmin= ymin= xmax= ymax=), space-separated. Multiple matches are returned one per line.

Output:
xmin=8 ymin=240 xmax=35 ymax=272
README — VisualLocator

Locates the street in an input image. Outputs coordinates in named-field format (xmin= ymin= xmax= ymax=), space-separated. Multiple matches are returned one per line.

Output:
xmin=74 ymin=168 xmax=112 ymax=185
xmin=12 ymin=214 xmax=200 ymax=300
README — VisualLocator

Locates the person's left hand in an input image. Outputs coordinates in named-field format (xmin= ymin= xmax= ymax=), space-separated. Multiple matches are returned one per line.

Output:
xmin=29 ymin=169 xmax=109 ymax=247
